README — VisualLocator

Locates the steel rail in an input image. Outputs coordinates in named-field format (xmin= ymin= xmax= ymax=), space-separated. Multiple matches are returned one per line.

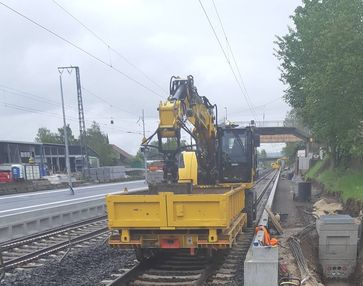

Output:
xmin=253 ymin=169 xmax=281 ymax=246
xmin=209 ymin=171 xmax=279 ymax=285
xmin=255 ymin=169 xmax=274 ymax=185
xmin=2 ymin=226 xmax=108 ymax=269
xmin=105 ymin=253 xmax=213 ymax=286
xmin=101 ymin=170 xmax=279 ymax=286
xmin=258 ymin=169 xmax=281 ymax=227
xmin=0 ymin=215 xmax=107 ymax=249
xmin=254 ymin=169 xmax=278 ymax=209
xmin=107 ymin=262 xmax=143 ymax=286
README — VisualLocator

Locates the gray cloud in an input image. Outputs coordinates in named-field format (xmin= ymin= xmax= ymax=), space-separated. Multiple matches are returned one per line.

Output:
xmin=0 ymin=0 xmax=300 ymax=154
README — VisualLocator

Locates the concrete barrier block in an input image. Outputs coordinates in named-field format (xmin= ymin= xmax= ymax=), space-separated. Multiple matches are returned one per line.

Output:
xmin=52 ymin=215 xmax=61 ymax=227
xmin=12 ymin=223 xmax=27 ymax=238
xmin=244 ymin=246 xmax=278 ymax=286
xmin=0 ymin=198 xmax=106 ymax=243
xmin=26 ymin=220 xmax=38 ymax=234
xmin=63 ymin=213 xmax=71 ymax=224
xmin=40 ymin=217 xmax=50 ymax=231
xmin=0 ymin=227 xmax=9 ymax=240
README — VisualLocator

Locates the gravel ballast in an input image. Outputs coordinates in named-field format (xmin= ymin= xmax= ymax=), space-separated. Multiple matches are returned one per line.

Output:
xmin=1 ymin=241 xmax=136 ymax=286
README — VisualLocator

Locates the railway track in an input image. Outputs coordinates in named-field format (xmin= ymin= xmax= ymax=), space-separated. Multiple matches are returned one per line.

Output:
xmin=104 ymin=250 xmax=216 ymax=286
xmin=0 ymin=216 xmax=108 ymax=271
xmin=254 ymin=170 xmax=278 ymax=220
xmin=0 ymin=171 xmax=278 ymax=285
xmin=208 ymin=228 xmax=255 ymax=285
xmin=208 ymin=170 xmax=277 ymax=286
xmin=255 ymin=169 xmax=274 ymax=185
xmin=100 ymin=170 xmax=279 ymax=286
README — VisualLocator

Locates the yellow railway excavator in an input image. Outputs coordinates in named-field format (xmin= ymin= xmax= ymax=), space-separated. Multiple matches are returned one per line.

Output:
xmin=271 ymin=156 xmax=288 ymax=169
xmin=106 ymin=75 xmax=260 ymax=259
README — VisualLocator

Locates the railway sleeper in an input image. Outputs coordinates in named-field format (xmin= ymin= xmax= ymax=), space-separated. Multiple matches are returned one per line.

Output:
xmin=159 ymin=259 xmax=207 ymax=266
xmin=138 ymin=273 xmax=201 ymax=281
xmin=146 ymin=269 xmax=203 ymax=276
xmin=152 ymin=264 xmax=205 ymax=271
xmin=130 ymin=281 xmax=200 ymax=286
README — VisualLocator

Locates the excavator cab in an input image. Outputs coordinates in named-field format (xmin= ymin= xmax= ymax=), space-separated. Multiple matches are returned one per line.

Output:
xmin=142 ymin=75 xmax=259 ymax=187
xmin=218 ymin=126 xmax=259 ymax=184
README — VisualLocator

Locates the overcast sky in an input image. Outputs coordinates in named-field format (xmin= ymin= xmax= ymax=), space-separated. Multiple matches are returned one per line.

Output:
xmin=0 ymin=0 xmax=301 ymax=154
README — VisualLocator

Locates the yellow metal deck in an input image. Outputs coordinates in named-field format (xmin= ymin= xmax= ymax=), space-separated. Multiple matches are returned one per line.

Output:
xmin=106 ymin=185 xmax=248 ymax=248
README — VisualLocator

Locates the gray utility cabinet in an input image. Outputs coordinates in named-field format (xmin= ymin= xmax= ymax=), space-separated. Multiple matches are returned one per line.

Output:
xmin=317 ymin=215 xmax=359 ymax=279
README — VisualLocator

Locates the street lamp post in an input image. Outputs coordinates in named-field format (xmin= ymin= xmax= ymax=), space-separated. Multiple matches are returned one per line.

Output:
xmin=57 ymin=66 xmax=89 ymax=178
xmin=58 ymin=70 xmax=74 ymax=195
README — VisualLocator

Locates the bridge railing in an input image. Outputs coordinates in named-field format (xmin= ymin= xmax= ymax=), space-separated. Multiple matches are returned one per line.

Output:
xmin=234 ymin=121 xmax=285 ymax=127
xmin=234 ymin=120 xmax=310 ymax=134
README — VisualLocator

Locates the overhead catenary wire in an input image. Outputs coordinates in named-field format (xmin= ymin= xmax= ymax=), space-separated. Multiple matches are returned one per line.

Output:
xmin=0 ymin=83 xmax=142 ymax=121
xmin=0 ymin=83 xmax=156 ymax=133
xmin=0 ymin=1 xmax=164 ymax=100
xmin=0 ymin=101 xmax=77 ymax=121
xmin=211 ymin=0 xmax=256 ymax=112
xmin=197 ymin=0 xmax=257 ymax=119
xmin=0 ymin=100 xmax=146 ymax=135
xmin=51 ymin=0 xmax=168 ymax=95
xmin=228 ymin=96 xmax=282 ymax=116
xmin=0 ymin=83 xmax=76 ymax=111
xmin=81 ymin=87 xmax=137 ymax=117
xmin=86 ymin=121 xmax=145 ymax=135
xmin=80 ymin=87 xmax=159 ymax=123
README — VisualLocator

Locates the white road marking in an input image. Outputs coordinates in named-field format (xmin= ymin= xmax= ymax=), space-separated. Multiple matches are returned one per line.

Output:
xmin=0 ymin=187 xmax=147 ymax=214
xmin=0 ymin=180 xmax=146 ymax=200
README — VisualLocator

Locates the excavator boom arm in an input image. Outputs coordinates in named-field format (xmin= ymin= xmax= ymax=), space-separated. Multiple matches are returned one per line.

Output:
xmin=146 ymin=75 xmax=217 ymax=183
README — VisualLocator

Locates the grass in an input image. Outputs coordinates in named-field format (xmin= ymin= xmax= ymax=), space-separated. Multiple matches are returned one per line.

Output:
xmin=305 ymin=160 xmax=324 ymax=180
xmin=335 ymin=171 xmax=363 ymax=201
xmin=306 ymin=159 xmax=363 ymax=202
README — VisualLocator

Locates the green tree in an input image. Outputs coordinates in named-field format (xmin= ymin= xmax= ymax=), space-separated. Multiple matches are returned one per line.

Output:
xmin=275 ymin=0 xmax=363 ymax=165
xmin=283 ymin=109 xmax=309 ymax=134
xmin=85 ymin=121 xmax=118 ymax=166
xmin=35 ymin=127 xmax=61 ymax=144
xmin=282 ymin=142 xmax=305 ymax=164
xmin=131 ymin=150 xmax=145 ymax=168
xmin=36 ymin=125 xmax=78 ymax=145
xmin=258 ymin=149 xmax=269 ymax=168
xmin=57 ymin=125 xmax=77 ymax=145
xmin=260 ymin=149 xmax=267 ymax=159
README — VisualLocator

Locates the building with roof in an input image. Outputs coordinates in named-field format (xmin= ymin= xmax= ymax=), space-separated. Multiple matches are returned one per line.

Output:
xmin=0 ymin=140 xmax=98 ymax=174
xmin=110 ymin=144 xmax=134 ymax=166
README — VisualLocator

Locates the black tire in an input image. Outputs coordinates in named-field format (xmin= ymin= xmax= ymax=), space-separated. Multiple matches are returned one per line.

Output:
xmin=245 ymin=189 xmax=255 ymax=227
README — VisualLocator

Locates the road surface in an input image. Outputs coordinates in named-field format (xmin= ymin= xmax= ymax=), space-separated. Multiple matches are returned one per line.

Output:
xmin=0 ymin=180 xmax=147 ymax=216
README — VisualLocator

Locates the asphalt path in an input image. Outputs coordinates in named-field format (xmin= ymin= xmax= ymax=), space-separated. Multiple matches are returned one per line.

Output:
xmin=0 ymin=180 xmax=147 ymax=216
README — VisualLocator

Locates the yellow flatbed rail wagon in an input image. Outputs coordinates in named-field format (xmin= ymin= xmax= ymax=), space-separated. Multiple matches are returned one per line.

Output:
xmin=107 ymin=183 xmax=250 ymax=250
xmin=106 ymin=75 xmax=260 ymax=258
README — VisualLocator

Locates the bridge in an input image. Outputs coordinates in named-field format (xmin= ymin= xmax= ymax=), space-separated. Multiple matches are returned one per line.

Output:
xmin=235 ymin=121 xmax=310 ymax=143
xmin=258 ymin=156 xmax=282 ymax=162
